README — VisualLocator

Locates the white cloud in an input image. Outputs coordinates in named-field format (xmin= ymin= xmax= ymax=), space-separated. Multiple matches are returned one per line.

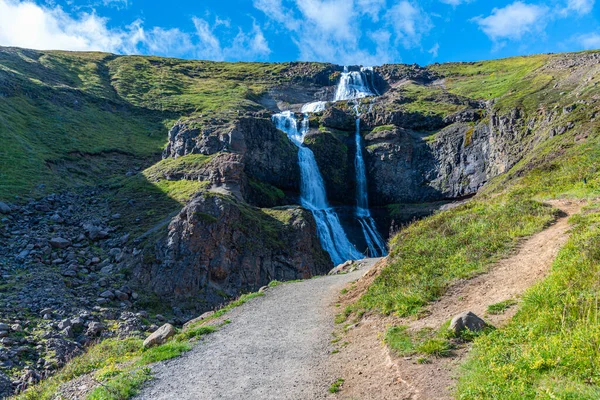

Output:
xmin=102 ymin=0 xmax=129 ymax=9
xmin=439 ymin=0 xmax=467 ymax=5
xmin=577 ymin=32 xmax=600 ymax=48
xmin=562 ymin=0 xmax=595 ymax=15
xmin=473 ymin=2 xmax=548 ymax=42
xmin=429 ymin=42 xmax=440 ymax=57
xmin=254 ymin=0 xmax=432 ymax=64
xmin=0 ymin=0 xmax=270 ymax=61
xmin=386 ymin=1 xmax=432 ymax=48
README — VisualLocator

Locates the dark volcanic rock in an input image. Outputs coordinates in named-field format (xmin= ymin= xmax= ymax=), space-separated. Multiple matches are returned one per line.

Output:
xmin=134 ymin=193 xmax=331 ymax=307
xmin=364 ymin=107 xmax=537 ymax=204
xmin=321 ymin=107 xmax=355 ymax=131
xmin=162 ymin=115 xmax=300 ymax=198
xmin=0 ymin=370 xmax=11 ymax=399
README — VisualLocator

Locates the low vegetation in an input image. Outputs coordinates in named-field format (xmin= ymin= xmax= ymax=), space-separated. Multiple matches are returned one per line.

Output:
xmin=458 ymin=205 xmax=600 ymax=398
xmin=16 ymin=292 xmax=263 ymax=400
xmin=357 ymin=198 xmax=556 ymax=317
xmin=486 ymin=299 xmax=517 ymax=315
xmin=328 ymin=378 xmax=345 ymax=394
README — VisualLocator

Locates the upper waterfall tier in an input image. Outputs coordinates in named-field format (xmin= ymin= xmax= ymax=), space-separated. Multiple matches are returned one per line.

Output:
xmin=333 ymin=67 xmax=378 ymax=102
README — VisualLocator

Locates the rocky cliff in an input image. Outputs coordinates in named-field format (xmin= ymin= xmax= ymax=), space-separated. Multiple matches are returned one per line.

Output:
xmin=134 ymin=193 xmax=330 ymax=308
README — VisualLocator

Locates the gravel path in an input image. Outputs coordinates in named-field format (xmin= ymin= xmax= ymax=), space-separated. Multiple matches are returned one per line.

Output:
xmin=135 ymin=258 xmax=380 ymax=400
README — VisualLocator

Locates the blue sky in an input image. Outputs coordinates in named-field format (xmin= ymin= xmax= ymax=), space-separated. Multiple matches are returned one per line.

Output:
xmin=0 ymin=0 xmax=599 ymax=65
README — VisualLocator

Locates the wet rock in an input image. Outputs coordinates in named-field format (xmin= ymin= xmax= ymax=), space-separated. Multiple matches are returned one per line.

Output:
xmin=449 ymin=311 xmax=488 ymax=335
xmin=49 ymin=237 xmax=71 ymax=249
xmin=143 ymin=323 xmax=176 ymax=348
xmin=0 ymin=323 xmax=9 ymax=331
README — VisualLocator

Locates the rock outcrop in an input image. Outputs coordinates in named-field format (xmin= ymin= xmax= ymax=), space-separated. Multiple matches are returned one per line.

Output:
xmin=134 ymin=193 xmax=331 ymax=308
xmin=364 ymin=107 xmax=538 ymax=204
xmin=162 ymin=114 xmax=299 ymax=196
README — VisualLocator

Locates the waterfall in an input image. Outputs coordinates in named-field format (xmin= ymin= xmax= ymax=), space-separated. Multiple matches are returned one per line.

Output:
xmin=334 ymin=66 xmax=388 ymax=257
xmin=334 ymin=66 xmax=378 ymax=102
xmin=353 ymin=118 xmax=387 ymax=256
xmin=272 ymin=111 xmax=363 ymax=266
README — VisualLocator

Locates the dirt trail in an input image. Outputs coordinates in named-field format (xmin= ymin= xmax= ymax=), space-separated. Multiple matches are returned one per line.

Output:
xmin=135 ymin=258 xmax=381 ymax=400
xmin=332 ymin=199 xmax=583 ymax=400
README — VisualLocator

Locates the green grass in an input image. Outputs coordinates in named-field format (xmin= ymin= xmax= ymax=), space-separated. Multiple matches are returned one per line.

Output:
xmin=143 ymin=154 xmax=214 ymax=181
xmin=457 ymin=206 xmax=600 ymax=399
xmin=87 ymin=368 xmax=152 ymax=400
xmin=385 ymin=326 xmax=415 ymax=355
xmin=328 ymin=378 xmax=345 ymax=393
xmin=248 ymin=179 xmax=286 ymax=207
xmin=487 ymin=299 xmax=518 ymax=315
xmin=371 ymin=125 xmax=395 ymax=133
xmin=0 ymin=47 xmax=334 ymax=201
xmin=385 ymin=325 xmax=455 ymax=358
xmin=429 ymin=54 xmax=549 ymax=105
xmin=357 ymin=198 xmax=556 ymax=317
xmin=16 ymin=290 xmax=264 ymax=400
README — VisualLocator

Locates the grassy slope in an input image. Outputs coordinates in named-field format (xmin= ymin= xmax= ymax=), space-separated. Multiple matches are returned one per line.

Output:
xmin=357 ymin=51 xmax=600 ymax=398
xmin=0 ymin=47 xmax=329 ymax=238
xmin=0 ymin=47 xmax=317 ymax=203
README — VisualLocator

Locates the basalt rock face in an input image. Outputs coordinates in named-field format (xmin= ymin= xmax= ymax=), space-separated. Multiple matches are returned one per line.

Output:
xmin=135 ymin=193 xmax=331 ymax=307
xmin=363 ymin=107 xmax=537 ymax=204
xmin=134 ymin=112 xmax=332 ymax=307
xmin=163 ymin=114 xmax=300 ymax=195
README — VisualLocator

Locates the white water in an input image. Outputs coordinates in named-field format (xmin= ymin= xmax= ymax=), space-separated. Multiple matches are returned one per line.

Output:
xmin=301 ymin=101 xmax=327 ymax=113
xmin=272 ymin=111 xmax=363 ymax=266
xmin=334 ymin=67 xmax=387 ymax=257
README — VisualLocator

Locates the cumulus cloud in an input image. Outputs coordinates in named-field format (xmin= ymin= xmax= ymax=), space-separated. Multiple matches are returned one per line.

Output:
xmin=254 ymin=0 xmax=432 ymax=64
xmin=386 ymin=1 xmax=432 ymax=48
xmin=473 ymin=2 xmax=548 ymax=42
xmin=0 ymin=0 xmax=270 ymax=61
xmin=577 ymin=32 xmax=600 ymax=49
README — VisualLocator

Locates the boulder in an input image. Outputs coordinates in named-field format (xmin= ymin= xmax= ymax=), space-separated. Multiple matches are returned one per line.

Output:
xmin=0 ymin=202 xmax=11 ymax=214
xmin=143 ymin=323 xmax=176 ymax=348
xmin=449 ymin=311 xmax=488 ymax=335
xmin=99 ymin=290 xmax=115 ymax=300
xmin=49 ymin=237 xmax=71 ymax=249
xmin=86 ymin=322 xmax=105 ymax=336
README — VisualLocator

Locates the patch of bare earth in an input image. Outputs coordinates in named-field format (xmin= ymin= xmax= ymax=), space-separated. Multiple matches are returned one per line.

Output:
xmin=327 ymin=199 xmax=584 ymax=400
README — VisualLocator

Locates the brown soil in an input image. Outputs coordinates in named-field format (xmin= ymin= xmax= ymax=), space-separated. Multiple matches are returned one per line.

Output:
xmin=327 ymin=199 xmax=584 ymax=400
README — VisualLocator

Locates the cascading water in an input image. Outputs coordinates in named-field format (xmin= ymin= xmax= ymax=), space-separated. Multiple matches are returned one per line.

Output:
xmin=334 ymin=66 xmax=388 ymax=257
xmin=272 ymin=111 xmax=363 ymax=266
xmin=353 ymin=117 xmax=387 ymax=256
